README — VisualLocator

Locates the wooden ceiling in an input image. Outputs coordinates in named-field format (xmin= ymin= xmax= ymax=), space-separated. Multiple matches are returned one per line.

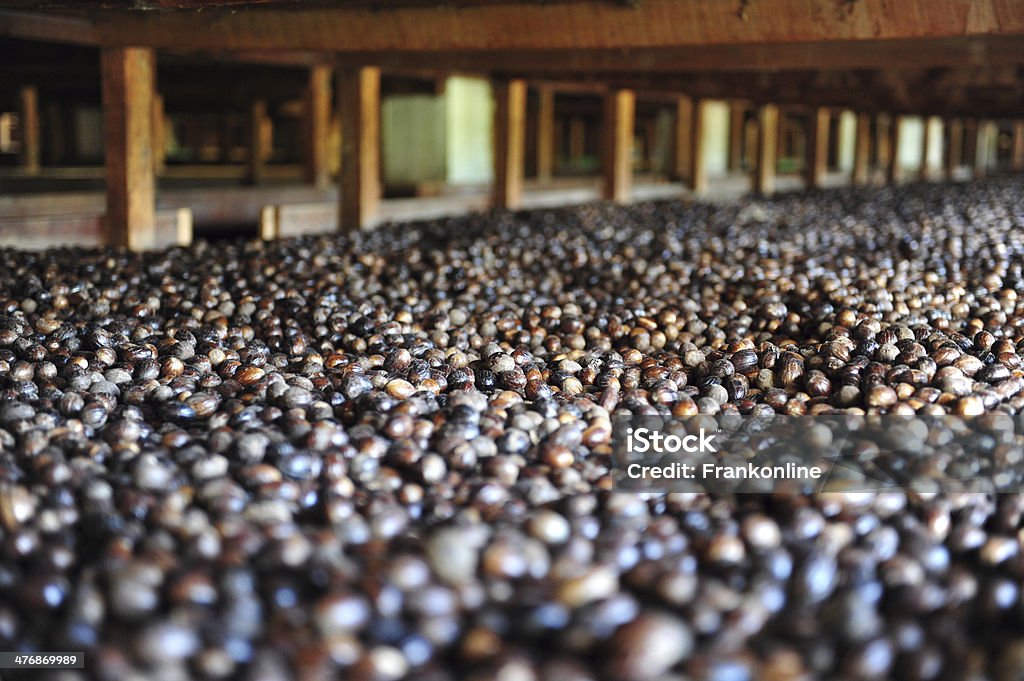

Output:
xmin=0 ymin=0 xmax=1021 ymax=117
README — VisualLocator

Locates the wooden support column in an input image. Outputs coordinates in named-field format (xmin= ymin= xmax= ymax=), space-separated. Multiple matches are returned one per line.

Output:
xmin=875 ymin=114 xmax=891 ymax=180
xmin=973 ymin=119 xmax=989 ymax=179
xmin=101 ymin=47 xmax=156 ymax=251
xmin=536 ymin=85 xmax=555 ymax=182
xmin=885 ymin=115 xmax=903 ymax=184
xmin=338 ymin=66 xmax=381 ymax=231
xmin=728 ymin=102 xmax=744 ymax=172
xmin=690 ymin=99 xmax=708 ymax=195
xmin=946 ymin=118 xmax=963 ymax=181
xmin=493 ymin=78 xmax=527 ymax=209
xmin=806 ymin=106 xmax=829 ymax=189
xmin=248 ymin=100 xmax=268 ymax=185
xmin=601 ymin=88 xmax=635 ymax=203
xmin=152 ymin=94 xmax=165 ymax=175
xmin=18 ymin=85 xmax=40 ymax=174
xmin=673 ymin=96 xmax=693 ymax=183
xmin=1013 ymin=121 xmax=1024 ymax=172
xmin=304 ymin=64 xmax=332 ymax=188
xmin=755 ymin=103 xmax=779 ymax=196
xmin=920 ymin=116 xmax=933 ymax=180
xmin=852 ymin=112 xmax=870 ymax=185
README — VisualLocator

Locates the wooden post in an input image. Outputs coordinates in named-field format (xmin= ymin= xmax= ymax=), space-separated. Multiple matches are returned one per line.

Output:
xmin=152 ymin=93 xmax=165 ymax=175
xmin=806 ymin=106 xmax=829 ymax=189
xmin=690 ymin=99 xmax=708 ymax=195
xmin=1013 ymin=121 xmax=1024 ymax=172
xmin=248 ymin=100 xmax=267 ymax=185
xmin=673 ymin=96 xmax=693 ymax=183
xmin=973 ymin=119 xmax=989 ymax=179
xmin=493 ymin=78 xmax=527 ymax=209
xmin=101 ymin=47 xmax=156 ymax=251
xmin=918 ymin=115 xmax=931 ymax=180
xmin=601 ymin=88 xmax=634 ymax=203
xmin=338 ymin=66 xmax=381 ymax=231
xmin=885 ymin=115 xmax=903 ymax=184
xmin=304 ymin=64 xmax=332 ymax=189
xmin=946 ymin=118 xmax=963 ymax=181
xmin=536 ymin=85 xmax=555 ymax=182
xmin=852 ymin=112 xmax=870 ymax=185
xmin=754 ymin=103 xmax=779 ymax=196
xmin=875 ymin=114 xmax=891 ymax=180
xmin=18 ymin=85 xmax=40 ymax=174
xmin=729 ymin=102 xmax=744 ymax=172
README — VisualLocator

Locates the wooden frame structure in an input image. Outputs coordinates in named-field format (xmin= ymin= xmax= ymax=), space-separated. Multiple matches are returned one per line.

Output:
xmin=0 ymin=0 xmax=1021 ymax=248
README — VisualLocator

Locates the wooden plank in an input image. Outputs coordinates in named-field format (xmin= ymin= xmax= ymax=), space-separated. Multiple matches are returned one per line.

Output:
xmin=729 ymin=103 xmax=744 ymax=171
xmin=0 ymin=206 xmax=188 ymax=249
xmin=493 ymin=78 xmax=527 ymax=209
xmin=886 ymin=115 xmax=904 ymax=184
xmin=946 ymin=118 xmax=964 ymax=180
xmin=304 ymin=64 xmax=331 ymax=188
xmin=852 ymin=112 xmax=870 ymax=185
xmin=806 ymin=106 xmax=829 ymax=188
xmin=248 ymin=99 xmax=267 ymax=184
xmin=690 ymin=99 xmax=708 ymax=195
xmin=101 ymin=47 xmax=155 ymax=251
xmin=1013 ymin=120 xmax=1024 ymax=172
xmin=755 ymin=103 xmax=779 ymax=196
xmin=338 ymin=66 xmax=380 ymax=231
xmin=601 ymin=88 xmax=634 ymax=203
xmin=673 ymin=96 xmax=692 ymax=183
xmin=536 ymin=85 xmax=554 ymax=182
xmin=18 ymin=85 xmax=40 ymax=174
xmin=79 ymin=3 xmax=1024 ymax=52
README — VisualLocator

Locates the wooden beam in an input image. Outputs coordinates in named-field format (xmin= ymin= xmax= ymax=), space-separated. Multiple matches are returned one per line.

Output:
xmin=101 ymin=47 xmax=155 ymax=251
xmin=536 ymin=85 xmax=554 ymax=182
xmin=886 ymin=114 xmax=904 ymax=184
xmin=690 ymin=99 xmax=708 ymax=195
xmin=152 ymin=93 xmax=165 ymax=175
xmin=247 ymin=99 xmax=268 ymax=185
xmin=601 ymin=88 xmax=634 ymax=204
xmin=852 ymin=112 xmax=870 ymax=185
xmin=1013 ymin=120 xmax=1024 ymax=172
xmin=673 ymin=96 xmax=692 ymax=183
xmin=493 ymin=77 xmax=527 ymax=209
xmin=729 ymin=102 xmax=744 ymax=172
xmin=304 ymin=64 xmax=331 ymax=188
xmin=338 ymin=66 xmax=380 ymax=231
xmin=78 ymin=3 xmax=1024 ymax=53
xmin=18 ymin=85 xmax=39 ymax=174
xmin=755 ymin=103 xmax=779 ymax=196
xmin=946 ymin=118 xmax=963 ymax=180
xmin=806 ymin=106 xmax=829 ymax=189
